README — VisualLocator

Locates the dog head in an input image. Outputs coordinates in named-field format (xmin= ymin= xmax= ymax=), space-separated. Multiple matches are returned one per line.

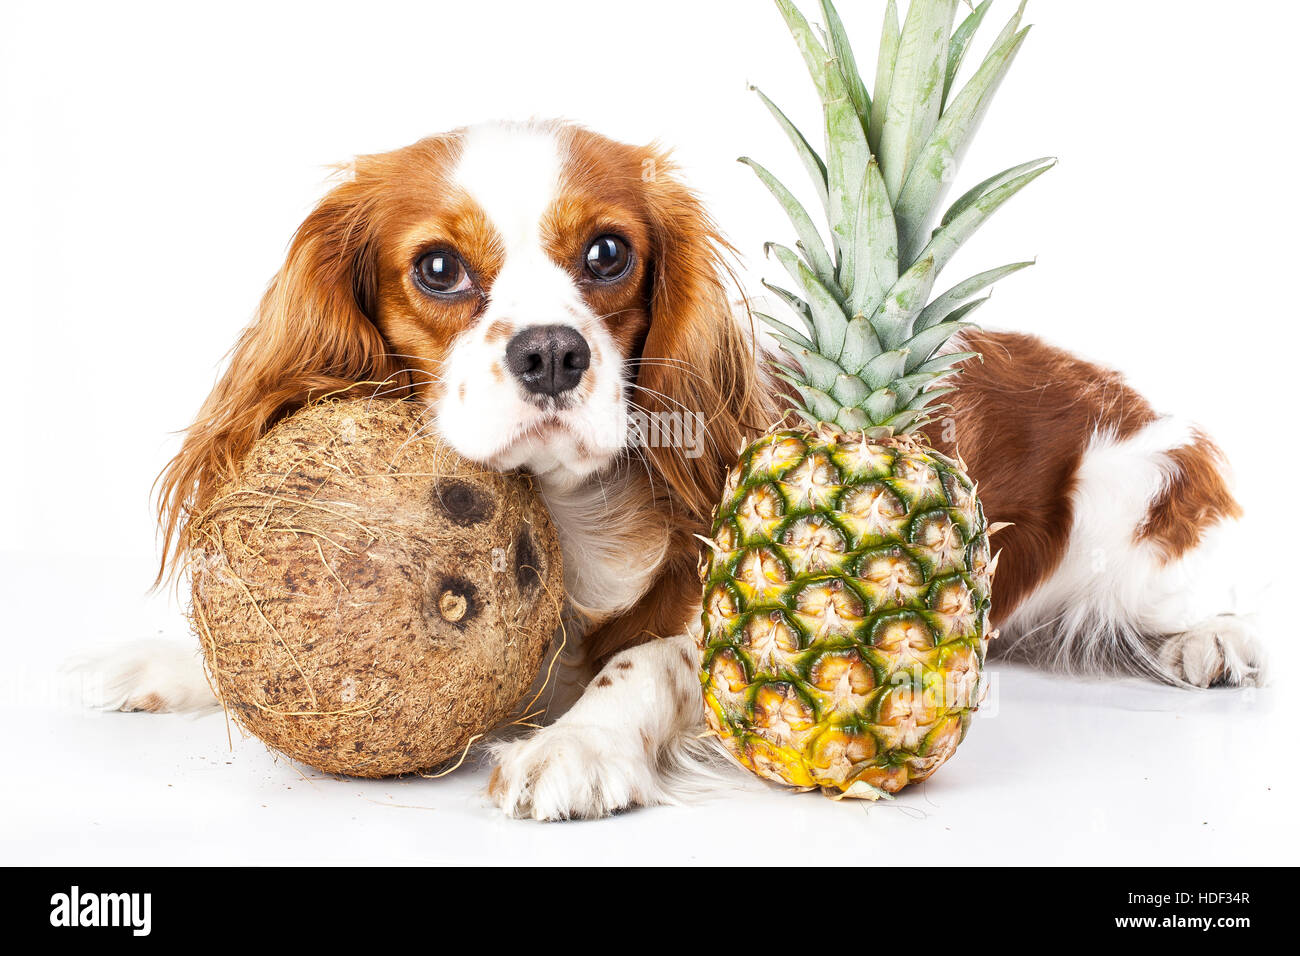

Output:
xmin=158 ymin=120 xmax=766 ymax=574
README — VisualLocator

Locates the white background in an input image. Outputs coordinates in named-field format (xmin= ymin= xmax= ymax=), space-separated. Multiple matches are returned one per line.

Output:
xmin=1 ymin=0 xmax=1296 ymax=864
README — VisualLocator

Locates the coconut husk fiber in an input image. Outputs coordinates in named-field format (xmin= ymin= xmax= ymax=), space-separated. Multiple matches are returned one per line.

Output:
xmin=187 ymin=395 xmax=563 ymax=777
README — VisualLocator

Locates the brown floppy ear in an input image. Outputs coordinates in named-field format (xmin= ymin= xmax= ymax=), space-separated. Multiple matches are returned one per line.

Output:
xmin=155 ymin=173 xmax=404 ymax=582
xmin=634 ymin=157 xmax=775 ymax=528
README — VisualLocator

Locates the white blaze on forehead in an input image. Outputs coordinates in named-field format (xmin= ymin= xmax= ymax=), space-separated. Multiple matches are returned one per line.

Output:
xmin=432 ymin=120 xmax=629 ymax=487
xmin=450 ymin=121 xmax=579 ymax=320
xmin=452 ymin=121 xmax=562 ymax=250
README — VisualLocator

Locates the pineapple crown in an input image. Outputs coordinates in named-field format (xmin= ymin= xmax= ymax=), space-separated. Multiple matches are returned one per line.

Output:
xmin=747 ymin=0 xmax=1053 ymax=436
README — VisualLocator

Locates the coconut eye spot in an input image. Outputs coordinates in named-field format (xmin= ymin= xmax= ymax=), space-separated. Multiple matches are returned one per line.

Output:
xmin=433 ymin=478 xmax=495 ymax=526
xmin=430 ymin=575 xmax=478 ymax=629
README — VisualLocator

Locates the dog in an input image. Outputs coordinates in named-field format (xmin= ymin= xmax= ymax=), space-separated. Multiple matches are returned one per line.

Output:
xmin=80 ymin=120 xmax=1265 ymax=820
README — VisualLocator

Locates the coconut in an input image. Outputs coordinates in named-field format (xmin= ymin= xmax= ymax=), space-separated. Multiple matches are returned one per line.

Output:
xmin=187 ymin=396 xmax=562 ymax=777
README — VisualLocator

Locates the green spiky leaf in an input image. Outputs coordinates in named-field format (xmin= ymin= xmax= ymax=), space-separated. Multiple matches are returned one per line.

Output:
xmin=864 ymin=386 xmax=901 ymax=421
xmin=772 ymin=365 xmax=809 ymax=388
xmin=986 ymin=0 xmax=1029 ymax=66
xmin=867 ymin=0 xmax=901 ymax=156
xmin=881 ymin=407 xmax=929 ymax=433
xmin=820 ymin=0 xmax=870 ymax=127
xmin=907 ymin=384 xmax=958 ymax=411
xmin=793 ymin=383 xmax=843 ymax=421
xmin=776 ymin=0 xmax=872 ymax=295
xmin=766 ymin=241 xmax=835 ymax=312
xmin=792 ymin=258 xmax=849 ymax=359
xmin=858 ymin=348 xmax=910 ymax=390
xmin=873 ymin=255 xmax=937 ymax=350
xmin=742 ymin=157 xmax=834 ymax=279
xmin=836 ymin=406 xmax=871 ymax=430
xmin=752 ymin=87 xmax=829 ymax=216
xmin=901 ymin=321 xmax=974 ymax=373
xmin=761 ymin=281 xmax=818 ymax=342
xmin=876 ymin=0 xmax=957 ymax=202
xmin=758 ymin=311 xmax=816 ymax=351
xmin=915 ymin=261 xmax=1033 ymax=331
xmin=753 ymin=0 xmax=1049 ymax=434
xmin=891 ymin=367 xmax=955 ymax=405
xmin=911 ymin=350 xmax=979 ymax=378
xmin=919 ymin=159 xmax=1055 ymax=273
xmin=846 ymin=158 xmax=898 ymax=319
xmin=943 ymin=0 xmax=992 ymax=107
xmin=895 ymin=23 xmax=1033 ymax=263
xmin=792 ymin=347 xmax=848 ymax=391
xmin=831 ymin=373 xmax=872 ymax=407
xmin=840 ymin=315 xmax=884 ymax=374
xmin=942 ymin=156 xmax=1054 ymax=228
xmin=940 ymin=294 xmax=991 ymax=325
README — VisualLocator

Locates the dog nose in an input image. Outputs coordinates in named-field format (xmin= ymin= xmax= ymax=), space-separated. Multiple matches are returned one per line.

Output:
xmin=505 ymin=324 xmax=591 ymax=397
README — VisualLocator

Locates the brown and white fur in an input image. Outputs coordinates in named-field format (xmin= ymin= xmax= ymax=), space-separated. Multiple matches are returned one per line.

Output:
xmin=76 ymin=120 xmax=1265 ymax=820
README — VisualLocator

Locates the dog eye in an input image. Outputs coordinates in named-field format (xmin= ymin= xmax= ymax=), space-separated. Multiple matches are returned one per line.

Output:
xmin=414 ymin=251 xmax=472 ymax=295
xmin=585 ymin=235 xmax=631 ymax=280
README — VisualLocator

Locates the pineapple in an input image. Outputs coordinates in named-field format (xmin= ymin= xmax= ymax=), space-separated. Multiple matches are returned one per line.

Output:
xmin=698 ymin=0 xmax=1051 ymax=799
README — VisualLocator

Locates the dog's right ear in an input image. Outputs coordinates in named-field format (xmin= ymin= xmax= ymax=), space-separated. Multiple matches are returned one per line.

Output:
xmin=634 ymin=150 xmax=776 ymax=527
xmin=155 ymin=173 xmax=404 ymax=583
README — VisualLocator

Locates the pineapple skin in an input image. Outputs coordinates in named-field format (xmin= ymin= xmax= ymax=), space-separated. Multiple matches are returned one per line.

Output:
xmin=698 ymin=422 xmax=991 ymax=798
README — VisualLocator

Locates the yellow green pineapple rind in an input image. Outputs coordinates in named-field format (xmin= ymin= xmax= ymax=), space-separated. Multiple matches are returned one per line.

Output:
xmin=699 ymin=424 xmax=992 ymax=798
xmin=697 ymin=0 xmax=1047 ymax=797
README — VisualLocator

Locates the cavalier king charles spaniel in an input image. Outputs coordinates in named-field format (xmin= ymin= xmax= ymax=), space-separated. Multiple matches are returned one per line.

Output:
xmin=83 ymin=120 xmax=1265 ymax=820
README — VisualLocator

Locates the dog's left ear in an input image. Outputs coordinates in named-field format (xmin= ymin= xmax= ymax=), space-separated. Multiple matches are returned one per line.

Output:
xmin=635 ymin=154 xmax=773 ymax=527
xmin=154 ymin=166 xmax=404 ymax=583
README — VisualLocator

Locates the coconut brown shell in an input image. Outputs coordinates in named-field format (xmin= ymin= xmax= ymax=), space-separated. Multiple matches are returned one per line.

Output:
xmin=188 ymin=397 xmax=562 ymax=777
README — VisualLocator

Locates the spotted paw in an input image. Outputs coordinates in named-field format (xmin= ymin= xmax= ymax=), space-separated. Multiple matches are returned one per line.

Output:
xmin=488 ymin=724 xmax=655 ymax=821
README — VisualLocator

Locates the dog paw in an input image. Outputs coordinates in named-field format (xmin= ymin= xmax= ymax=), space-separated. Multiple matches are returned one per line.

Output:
xmin=63 ymin=639 xmax=217 ymax=713
xmin=1158 ymin=615 xmax=1266 ymax=688
xmin=488 ymin=724 xmax=655 ymax=821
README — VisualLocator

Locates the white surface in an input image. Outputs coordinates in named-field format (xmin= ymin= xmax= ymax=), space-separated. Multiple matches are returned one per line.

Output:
xmin=3 ymin=558 xmax=1293 ymax=866
xmin=9 ymin=645 xmax=1289 ymax=865
xmin=2 ymin=0 xmax=1298 ymax=863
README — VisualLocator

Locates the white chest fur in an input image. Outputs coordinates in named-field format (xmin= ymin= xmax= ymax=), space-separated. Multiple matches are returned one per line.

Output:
xmin=538 ymin=464 xmax=670 ymax=624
